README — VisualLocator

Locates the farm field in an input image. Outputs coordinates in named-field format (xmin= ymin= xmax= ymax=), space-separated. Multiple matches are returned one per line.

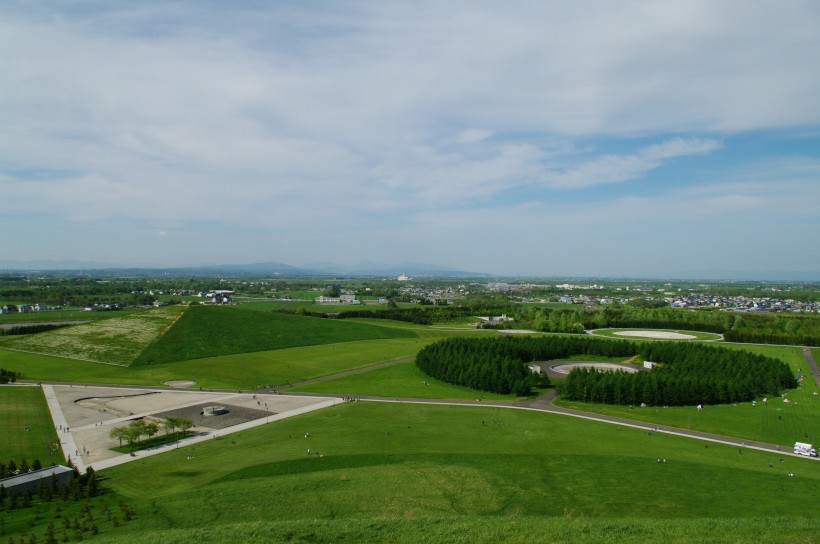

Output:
xmin=91 ymin=402 xmax=820 ymax=542
xmin=0 ymin=386 xmax=63 ymax=465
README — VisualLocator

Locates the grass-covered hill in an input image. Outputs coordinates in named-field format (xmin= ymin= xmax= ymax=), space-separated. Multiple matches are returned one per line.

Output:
xmin=87 ymin=402 xmax=820 ymax=543
xmin=132 ymin=304 xmax=416 ymax=365
xmin=3 ymin=304 xmax=416 ymax=367
xmin=4 ymin=306 xmax=185 ymax=365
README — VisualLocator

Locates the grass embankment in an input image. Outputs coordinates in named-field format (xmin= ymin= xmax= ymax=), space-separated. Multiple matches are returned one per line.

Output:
xmin=92 ymin=402 xmax=820 ymax=542
xmin=554 ymin=344 xmax=820 ymax=447
xmin=3 ymin=306 xmax=185 ymax=365
xmin=0 ymin=386 xmax=63 ymax=465
xmin=133 ymin=305 xmax=416 ymax=365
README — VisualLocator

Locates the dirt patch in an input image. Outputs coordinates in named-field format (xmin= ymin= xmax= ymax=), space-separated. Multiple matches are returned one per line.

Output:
xmin=163 ymin=380 xmax=196 ymax=388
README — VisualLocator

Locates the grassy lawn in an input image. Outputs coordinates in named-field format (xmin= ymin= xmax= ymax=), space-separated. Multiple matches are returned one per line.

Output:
xmin=290 ymin=359 xmax=532 ymax=400
xmin=554 ymin=344 xmax=820 ymax=446
xmin=588 ymin=328 xmax=724 ymax=341
xmin=86 ymin=402 xmax=820 ymax=542
xmin=0 ymin=386 xmax=63 ymax=465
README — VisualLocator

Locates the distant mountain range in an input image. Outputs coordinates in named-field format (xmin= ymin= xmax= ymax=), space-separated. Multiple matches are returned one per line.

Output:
xmin=0 ymin=260 xmax=488 ymax=278
xmin=0 ymin=259 xmax=816 ymax=281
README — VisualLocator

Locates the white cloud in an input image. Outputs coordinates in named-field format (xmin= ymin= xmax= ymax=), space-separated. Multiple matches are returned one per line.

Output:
xmin=545 ymin=138 xmax=722 ymax=189
xmin=1 ymin=1 xmax=819 ymax=274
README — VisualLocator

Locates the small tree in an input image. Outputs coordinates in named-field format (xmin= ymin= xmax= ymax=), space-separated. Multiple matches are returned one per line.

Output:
xmin=109 ymin=427 xmax=126 ymax=447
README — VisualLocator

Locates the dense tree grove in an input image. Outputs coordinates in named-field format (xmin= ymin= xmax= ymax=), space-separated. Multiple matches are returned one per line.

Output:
xmin=416 ymin=336 xmax=797 ymax=405
xmin=0 ymin=368 xmax=21 ymax=383
xmin=416 ymin=336 xmax=549 ymax=395
xmin=336 ymin=305 xmax=511 ymax=324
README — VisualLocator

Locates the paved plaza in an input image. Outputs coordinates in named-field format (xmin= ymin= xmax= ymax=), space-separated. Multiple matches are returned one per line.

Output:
xmin=43 ymin=384 xmax=338 ymax=471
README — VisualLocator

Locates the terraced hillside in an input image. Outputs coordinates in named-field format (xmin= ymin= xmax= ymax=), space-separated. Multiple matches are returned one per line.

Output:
xmin=4 ymin=306 xmax=185 ymax=365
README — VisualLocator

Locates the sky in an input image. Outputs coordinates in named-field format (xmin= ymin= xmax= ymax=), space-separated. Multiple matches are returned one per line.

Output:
xmin=2 ymin=1 xmax=819 ymax=278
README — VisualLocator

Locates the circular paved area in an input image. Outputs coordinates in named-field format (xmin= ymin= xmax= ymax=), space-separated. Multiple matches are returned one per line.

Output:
xmin=613 ymin=330 xmax=696 ymax=340
xmin=550 ymin=361 xmax=640 ymax=374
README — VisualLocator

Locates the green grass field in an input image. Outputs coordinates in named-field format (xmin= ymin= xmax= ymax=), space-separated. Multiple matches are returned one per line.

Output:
xmin=83 ymin=402 xmax=820 ymax=543
xmin=0 ymin=338 xmax=438 ymax=389
xmin=554 ymin=344 xmax=820 ymax=446
xmin=0 ymin=386 xmax=62 ymax=465
xmin=133 ymin=305 xmax=416 ymax=365
xmin=290 ymin=359 xmax=532 ymax=400
xmin=3 ymin=319 xmax=820 ymax=543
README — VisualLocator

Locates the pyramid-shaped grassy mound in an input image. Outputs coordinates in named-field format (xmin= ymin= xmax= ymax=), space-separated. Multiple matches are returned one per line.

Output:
xmin=132 ymin=304 xmax=415 ymax=365
xmin=5 ymin=306 xmax=185 ymax=366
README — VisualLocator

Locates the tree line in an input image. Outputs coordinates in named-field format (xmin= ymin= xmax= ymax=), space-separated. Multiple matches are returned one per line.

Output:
xmin=491 ymin=305 xmax=820 ymax=346
xmin=108 ymin=417 xmax=192 ymax=453
xmin=0 ymin=324 xmax=70 ymax=337
xmin=415 ymin=335 xmax=796 ymax=405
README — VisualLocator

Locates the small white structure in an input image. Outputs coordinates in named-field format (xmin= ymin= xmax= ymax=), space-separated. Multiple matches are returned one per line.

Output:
xmin=793 ymin=442 xmax=817 ymax=457
xmin=643 ymin=361 xmax=657 ymax=369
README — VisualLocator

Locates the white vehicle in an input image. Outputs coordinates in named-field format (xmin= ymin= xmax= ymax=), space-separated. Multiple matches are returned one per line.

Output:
xmin=793 ymin=442 xmax=817 ymax=457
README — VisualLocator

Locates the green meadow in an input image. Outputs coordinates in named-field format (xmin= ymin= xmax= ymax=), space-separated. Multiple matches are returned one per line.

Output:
xmin=0 ymin=386 xmax=63 ymax=465
xmin=554 ymin=343 xmax=820 ymax=447
xmin=0 ymin=338 xmax=434 ymax=389
xmin=94 ymin=402 xmax=820 ymax=542
xmin=289 ymin=359 xmax=529 ymax=400
xmin=3 ymin=309 xmax=820 ymax=544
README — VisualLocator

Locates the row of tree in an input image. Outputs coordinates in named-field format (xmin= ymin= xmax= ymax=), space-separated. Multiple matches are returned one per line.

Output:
xmin=0 ymin=465 xmax=98 ymax=510
xmin=0 ymin=458 xmax=44 ymax=479
xmin=415 ymin=335 xmax=797 ymax=405
xmin=109 ymin=417 xmax=192 ymax=453
xmin=0 ymin=324 xmax=70 ymax=337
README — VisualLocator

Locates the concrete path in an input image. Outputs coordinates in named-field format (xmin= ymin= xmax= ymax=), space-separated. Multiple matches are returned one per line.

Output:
xmin=42 ymin=384 xmax=86 ymax=473
xmin=803 ymin=347 xmax=820 ymax=386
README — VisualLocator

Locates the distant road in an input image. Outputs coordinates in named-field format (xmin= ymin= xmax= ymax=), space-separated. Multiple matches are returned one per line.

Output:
xmin=803 ymin=347 xmax=820 ymax=386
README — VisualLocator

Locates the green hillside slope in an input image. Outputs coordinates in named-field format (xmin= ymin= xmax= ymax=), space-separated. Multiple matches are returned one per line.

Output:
xmin=132 ymin=305 xmax=416 ymax=365
xmin=4 ymin=306 xmax=185 ymax=365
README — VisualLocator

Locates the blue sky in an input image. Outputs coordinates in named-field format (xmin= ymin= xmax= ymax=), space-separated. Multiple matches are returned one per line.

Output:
xmin=2 ymin=1 xmax=819 ymax=278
